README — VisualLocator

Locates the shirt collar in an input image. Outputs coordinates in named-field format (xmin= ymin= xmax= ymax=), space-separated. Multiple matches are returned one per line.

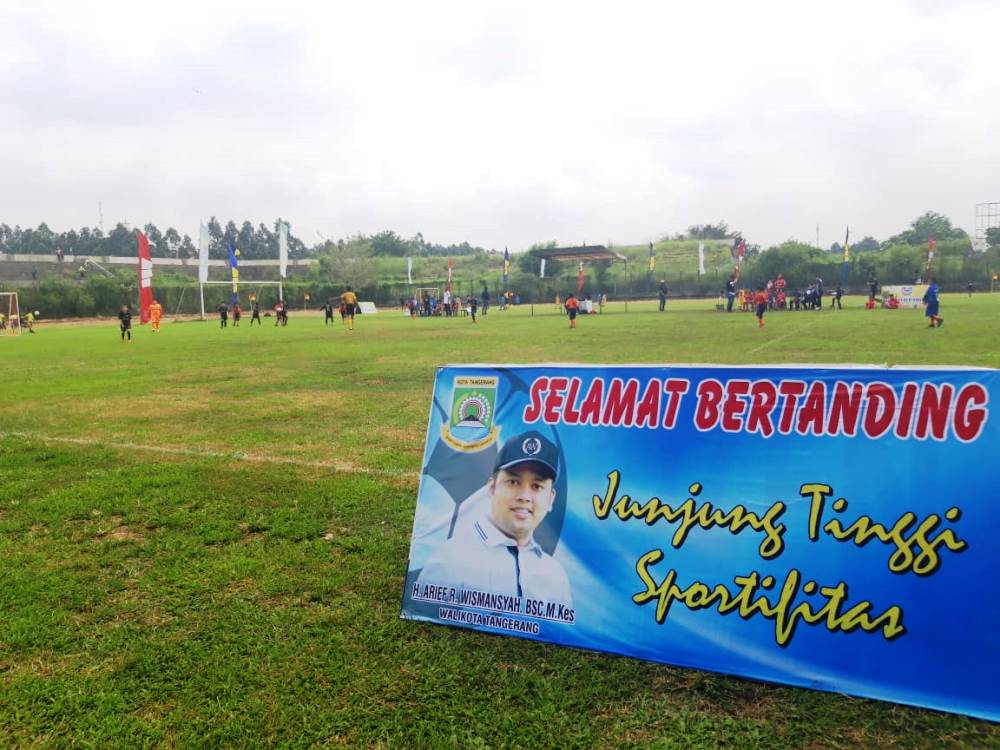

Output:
xmin=474 ymin=517 xmax=543 ymax=556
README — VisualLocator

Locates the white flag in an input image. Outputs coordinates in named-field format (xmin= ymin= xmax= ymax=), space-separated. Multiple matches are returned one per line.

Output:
xmin=697 ymin=242 xmax=706 ymax=276
xmin=540 ymin=258 xmax=546 ymax=278
xmin=407 ymin=257 xmax=413 ymax=284
xmin=278 ymin=222 xmax=289 ymax=279
xmin=198 ymin=222 xmax=210 ymax=283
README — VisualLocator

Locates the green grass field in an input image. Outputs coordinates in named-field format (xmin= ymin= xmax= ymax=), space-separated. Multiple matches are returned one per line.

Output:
xmin=2 ymin=296 xmax=998 ymax=749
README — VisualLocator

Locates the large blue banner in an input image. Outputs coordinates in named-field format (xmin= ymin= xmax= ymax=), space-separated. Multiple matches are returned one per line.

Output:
xmin=400 ymin=365 xmax=999 ymax=721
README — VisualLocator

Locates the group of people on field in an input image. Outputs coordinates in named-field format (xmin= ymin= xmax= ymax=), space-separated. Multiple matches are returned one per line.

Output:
xmin=0 ymin=309 xmax=38 ymax=333
xmin=401 ymin=286 xmax=503 ymax=321
xmin=113 ymin=286 xmax=362 ymax=341
xmin=319 ymin=287 xmax=360 ymax=329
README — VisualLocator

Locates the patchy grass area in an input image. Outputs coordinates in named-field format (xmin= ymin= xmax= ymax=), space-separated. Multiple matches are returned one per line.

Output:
xmin=1 ymin=296 xmax=998 ymax=748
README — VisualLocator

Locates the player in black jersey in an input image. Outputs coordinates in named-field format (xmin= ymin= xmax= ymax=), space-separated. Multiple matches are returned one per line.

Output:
xmin=118 ymin=305 xmax=132 ymax=342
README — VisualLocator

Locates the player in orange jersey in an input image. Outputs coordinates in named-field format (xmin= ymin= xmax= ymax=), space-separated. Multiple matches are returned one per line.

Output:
xmin=565 ymin=293 xmax=579 ymax=329
xmin=149 ymin=299 xmax=163 ymax=332
xmin=754 ymin=286 xmax=768 ymax=328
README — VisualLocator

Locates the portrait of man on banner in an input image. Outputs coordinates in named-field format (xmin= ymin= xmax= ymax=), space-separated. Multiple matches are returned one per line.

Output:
xmin=413 ymin=430 xmax=572 ymax=609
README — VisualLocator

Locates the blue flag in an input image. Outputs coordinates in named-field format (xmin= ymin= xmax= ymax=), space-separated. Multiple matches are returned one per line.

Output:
xmin=502 ymin=246 xmax=510 ymax=286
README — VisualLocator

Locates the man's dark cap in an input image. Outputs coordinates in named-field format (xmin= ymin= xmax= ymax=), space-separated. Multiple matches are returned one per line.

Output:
xmin=493 ymin=431 xmax=558 ymax=480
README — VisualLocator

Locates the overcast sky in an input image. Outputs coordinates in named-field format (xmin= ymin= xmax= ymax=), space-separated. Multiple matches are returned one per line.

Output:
xmin=2 ymin=0 xmax=998 ymax=250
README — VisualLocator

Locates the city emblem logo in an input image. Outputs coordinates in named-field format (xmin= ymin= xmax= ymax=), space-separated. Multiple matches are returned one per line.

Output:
xmin=442 ymin=376 xmax=500 ymax=451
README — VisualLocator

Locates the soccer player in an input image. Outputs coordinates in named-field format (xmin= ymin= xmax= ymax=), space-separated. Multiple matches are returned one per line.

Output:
xmin=923 ymin=277 xmax=943 ymax=328
xmin=323 ymin=299 xmax=334 ymax=325
xmin=217 ymin=302 xmax=229 ymax=329
xmin=830 ymin=285 xmax=843 ymax=310
xmin=469 ymin=295 xmax=478 ymax=323
xmin=754 ymin=285 xmax=768 ymax=328
xmin=149 ymin=299 xmax=163 ymax=332
xmin=340 ymin=286 xmax=359 ymax=330
xmin=249 ymin=299 xmax=261 ymax=326
xmin=118 ymin=305 xmax=132 ymax=342
xmin=565 ymin=292 xmax=579 ymax=329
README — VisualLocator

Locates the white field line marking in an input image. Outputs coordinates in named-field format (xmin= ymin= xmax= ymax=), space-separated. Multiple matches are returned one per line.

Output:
xmin=747 ymin=315 xmax=819 ymax=356
xmin=0 ymin=431 xmax=419 ymax=482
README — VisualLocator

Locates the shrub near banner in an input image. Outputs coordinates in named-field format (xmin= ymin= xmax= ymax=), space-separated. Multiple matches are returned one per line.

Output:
xmin=401 ymin=364 xmax=999 ymax=721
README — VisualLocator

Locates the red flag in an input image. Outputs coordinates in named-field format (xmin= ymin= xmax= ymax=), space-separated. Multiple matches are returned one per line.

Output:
xmin=446 ymin=258 xmax=453 ymax=293
xmin=737 ymin=239 xmax=746 ymax=261
xmin=577 ymin=262 xmax=584 ymax=296
xmin=137 ymin=231 xmax=153 ymax=324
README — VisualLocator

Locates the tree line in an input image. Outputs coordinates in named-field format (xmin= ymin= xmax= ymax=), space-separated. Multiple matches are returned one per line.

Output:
xmin=0 ymin=218 xmax=311 ymax=261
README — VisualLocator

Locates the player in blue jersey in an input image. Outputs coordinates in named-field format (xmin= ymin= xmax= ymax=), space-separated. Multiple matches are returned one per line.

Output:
xmin=923 ymin=278 xmax=943 ymax=328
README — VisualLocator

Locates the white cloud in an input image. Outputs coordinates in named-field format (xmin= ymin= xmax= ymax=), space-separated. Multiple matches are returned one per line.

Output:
xmin=2 ymin=0 xmax=998 ymax=249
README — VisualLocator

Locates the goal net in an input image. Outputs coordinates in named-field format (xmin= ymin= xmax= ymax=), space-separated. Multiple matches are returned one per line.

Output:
xmin=0 ymin=292 xmax=21 ymax=336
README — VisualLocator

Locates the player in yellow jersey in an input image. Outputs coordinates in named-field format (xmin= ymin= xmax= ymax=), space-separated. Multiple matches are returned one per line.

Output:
xmin=340 ymin=286 xmax=359 ymax=330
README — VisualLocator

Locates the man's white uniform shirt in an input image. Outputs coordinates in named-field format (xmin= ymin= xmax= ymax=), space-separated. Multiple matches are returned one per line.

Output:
xmin=415 ymin=516 xmax=572 ymax=606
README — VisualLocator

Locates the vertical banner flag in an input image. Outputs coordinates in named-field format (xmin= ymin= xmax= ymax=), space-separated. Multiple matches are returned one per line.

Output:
xmin=737 ymin=238 xmax=746 ymax=265
xmin=446 ymin=258 xmax=453 ymax=293
xmin=197 ymin=222 xmax=210 ymax=284
xmin=228 ymin=243 xmax=240 ymax=294
xmin=842 ymin=227 xmax=851 ymax=279
xmin=697 ymin=242 xmax=705 ymax=276
xmin=137 ymin=231 xmax=153 ymax=324
xmin=540 ymin=258 xmax=546 ymax=279
xmin=577 ymin=261 xmax=584 ymax=295
xmin=927 ymin=236 xmax=937 ymax=273
xmin=407 ymin=257 xmax=413 ymax=285
xmin=402 ymin=364 xmax=1000 ymax=722
xmin=647 ymin=241 xmax=655 ymax=285
xmin=278 ymin=222 xmax=289 ymax=279
xmin=503 ymin=247 xmax=510 ymax=286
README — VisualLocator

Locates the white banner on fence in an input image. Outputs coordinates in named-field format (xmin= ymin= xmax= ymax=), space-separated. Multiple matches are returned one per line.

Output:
xmin=278 ymin=222 xmax=289 ymax=279
xmin=698 ymin=242 xmax=705 ymax=276
xmin=198 ymin=223 xmax=210 ymax=283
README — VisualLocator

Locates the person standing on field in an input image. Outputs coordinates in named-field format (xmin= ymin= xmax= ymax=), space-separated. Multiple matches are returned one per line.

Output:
xmin=118 ymin=305 xmax=132 ymax=342
xmin=341 ymin=286 xmax=359 ymax=331
xmin=923 ymin=277 xmax=943 ymax=328
xmin=830 ymin=286 xmax=843 ymax=310
xmin=754 ymin=286 xmax=768 ymax=328
xmin=217 ymin=302 xmax=229 ymax=329
xmin=725 ymin=275 xmax=737 ymax=312
xmin=565 ymin=293 xmax=579 ymax=329
xmin=149 ymin=299 xmax=163 ymax=332
xmin=250 ymin=299 xmax=261 ymax=326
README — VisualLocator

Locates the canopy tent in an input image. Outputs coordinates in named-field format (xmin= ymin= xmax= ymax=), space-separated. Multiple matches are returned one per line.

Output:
xmin=528 ymin=245 xmax=632 ymax=309
xmin=529 ymin=245 xmax=627 ymax=264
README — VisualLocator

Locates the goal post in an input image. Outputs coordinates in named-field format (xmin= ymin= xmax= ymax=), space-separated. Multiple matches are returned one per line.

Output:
xmin=0 ymin=292 xmax=21 ymax=336
xmin=415 ymin=287 xmax=441 ymax=301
